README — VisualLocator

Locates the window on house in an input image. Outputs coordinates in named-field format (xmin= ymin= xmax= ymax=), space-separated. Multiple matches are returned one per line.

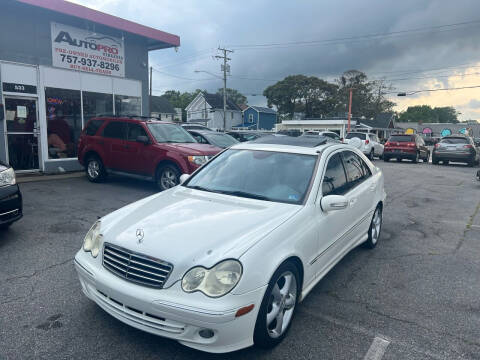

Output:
xmin=248 ymin=114 xmax=254 ymax=123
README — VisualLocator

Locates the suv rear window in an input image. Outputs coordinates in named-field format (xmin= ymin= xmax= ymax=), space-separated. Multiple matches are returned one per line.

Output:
xmin=389 ymin=135 xmax=414 ymax=142
xmin=346 ymin=133 xmax=367 ymax=140
xmin=440 ymin=137 xmax=469 ymax=144
xmin=85 ymin=120 xmax=104 ymax=136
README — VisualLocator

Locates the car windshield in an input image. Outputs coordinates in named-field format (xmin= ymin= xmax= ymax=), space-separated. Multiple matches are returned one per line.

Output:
xmin=147 ymin=123 xmax=197 ymax=143
xmin=204 ymin=133 xmax=238 ymax=148
xmin=184 ymin=149 xmax=317 ymax=204
xmin=346 ymin=133 xmax=367 ymax=140
xmin=389 ymin=135 xmax=414 ymax=142
xmin=440 ymin=137 xmax=469 ymax=144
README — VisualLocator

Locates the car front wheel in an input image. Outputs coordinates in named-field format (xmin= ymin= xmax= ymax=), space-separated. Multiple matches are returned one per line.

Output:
xmin=254 ymin=262 xmax=299 ymax=349
xmin=86 ymin=156 xmax=106 ymax=182
xmin=156 ymin=164 xmax=180 ymax=191
xmin=363 ymin=205 xmax=382 ymax=249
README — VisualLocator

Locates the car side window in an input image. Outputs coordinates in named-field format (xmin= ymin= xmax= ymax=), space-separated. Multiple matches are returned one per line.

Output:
xmin=193 ymin=134 xmax=207 ymax=143
xmin=103 ymin=121 xmax=126 ymax=139
xmin=322 ymin=153 xmax=348 ymax=196
xmin=127 ymin=123 xmax=147 ymax=141
xmin=85 ymin=120 xmax=104 ymax=136
xmin=342 ymin=151 xmax=371 ymax=191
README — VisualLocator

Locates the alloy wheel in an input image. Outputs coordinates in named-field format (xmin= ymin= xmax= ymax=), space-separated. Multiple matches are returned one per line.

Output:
xmin=371 ymin=208 xmax=382 ymax=245
xmin=266 ymin=271 xmax=297 ymax=339
xmin=87 ymin=160 xmax=100 ymax=179
xmin=160 ymin=169 xmax=178 ymax=189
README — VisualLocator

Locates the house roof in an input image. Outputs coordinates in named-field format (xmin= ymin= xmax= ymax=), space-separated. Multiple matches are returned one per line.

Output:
xmin=16 ymin=0 xmax=180 ymax=50
xmin=151 ymin=96 xmax=175 ymax=114
xmin=359 ymin=112 xmax=395 ymax=129
xmin=249 ymin=106 xmax=277 ymax=114
xmin=203 ymin=93 xmax=241 ymax=111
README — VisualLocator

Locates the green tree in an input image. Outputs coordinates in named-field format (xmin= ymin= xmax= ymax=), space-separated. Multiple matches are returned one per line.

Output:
xmin=163 ymin=89 xmax=203 ymax=121
xmin=216 ymin=88 xmax=248 ymax=106
xmin=335 ymin=70 xmax=395 ymax=119
xmin=263 ymin=75 xmax=337 ymax=118
xmin=397 ymin=105 xmax=458 ymax=123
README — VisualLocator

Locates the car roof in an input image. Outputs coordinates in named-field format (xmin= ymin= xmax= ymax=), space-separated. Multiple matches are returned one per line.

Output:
xmin=189 ymin=130 xmax=225 ymax=135
xmin=231 ymin=135 xmax=338 ymax=155
xmin=92 ymin=116 xmax=175 ymax=125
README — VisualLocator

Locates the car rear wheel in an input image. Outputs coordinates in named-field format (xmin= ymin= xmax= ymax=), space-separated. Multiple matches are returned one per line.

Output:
xmin=254 ymin=262 xmax=299 ymax=349
xmin=432 ymin=157 xmax=439 ymax=165
xmin=383 ymin=156 xmax=390 ymax=162
xmin=468 ymin=157 xmax=475 ymax=167
xmin=412 ymin=152 xmax=419 ymax=163
xmin=369 ymin=150 xmax=374 ymax=160
xmin=86 ymin=155 xmax=106 ymax=182
xmin=156 ymin=164 xmax=181 ymax=191
xmin=396 ymin=157 xmax=402 ymax=162
xmin=363 ymin=205 xmax=382 ymax=249
xmin=444 ymin=160 xmax=449 ymax=165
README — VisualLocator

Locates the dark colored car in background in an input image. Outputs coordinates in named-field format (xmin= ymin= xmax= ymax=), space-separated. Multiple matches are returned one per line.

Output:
xmin=432 ymin=135 xmax=479 ymax=166
xmin=0 ymin=161 xmax=22 ymax=229
xmin=181 ymin=123 xmax=212 ymax=131
xmin=227 ymin=131 xmax=265 ymax=142
xmin=187 ymin=130 xmax=239 ymax=148
xmin=78 ymin=117 xmax=222 ymax=191
xmin=383 ymin=134 xmax=430 ymax=163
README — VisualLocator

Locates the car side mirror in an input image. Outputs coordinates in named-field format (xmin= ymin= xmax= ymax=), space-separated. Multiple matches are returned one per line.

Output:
xmin=320 ymin=195 xmax=349 ymax=212
xmin=179 ymin=174 xmax=190 ymax=184
xmin=136 ymin=135 xmax=150 ymax=145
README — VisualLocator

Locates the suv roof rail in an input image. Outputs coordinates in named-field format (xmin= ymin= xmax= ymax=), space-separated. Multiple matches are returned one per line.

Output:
xmin=93 ymin=114 xmax=162 ymax=121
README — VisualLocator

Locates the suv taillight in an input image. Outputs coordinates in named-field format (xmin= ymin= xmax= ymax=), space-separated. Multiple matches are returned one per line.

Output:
xmin=434 ymin=143 xmax=440 ymax=149
xmin=406 ymin=142 xmax=416 ymax=147
xmin=385 ymin=141 xmax=391 ymax=147
xmin=464 ymin=144 xmax=473 ymax=149
xmin=365 ymin=139 xmax=370 ymax=144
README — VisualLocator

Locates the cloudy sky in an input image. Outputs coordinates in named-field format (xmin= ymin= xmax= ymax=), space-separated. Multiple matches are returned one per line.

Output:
xmin=71 ymin=0 xmax=480 ymax=121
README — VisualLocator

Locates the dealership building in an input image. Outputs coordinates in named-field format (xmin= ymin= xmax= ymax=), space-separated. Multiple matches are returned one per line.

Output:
xmin=0 ymin=0 xmax=180 ymax=172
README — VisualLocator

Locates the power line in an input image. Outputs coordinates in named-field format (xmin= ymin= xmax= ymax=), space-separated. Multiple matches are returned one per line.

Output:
xmin=395 ymin=84 xmax=480 ymax=95
xmin=227 ymin=19 xmax=480 ymax=50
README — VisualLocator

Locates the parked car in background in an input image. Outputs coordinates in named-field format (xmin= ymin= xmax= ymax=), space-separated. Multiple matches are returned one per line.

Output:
xmin=302 ymin=131 xmax=341 ymax=142
xmin=227 ymin=131 xmax=266 ymax=142
xmin=474 ymin=138 xmax=480 ymax=147
xmin=344 ymin=132 xmax=384 ymax=159
xmin=432 ymin=135 xmax=479 ymax=166
xmin=422 ymin=136 xmax=437 ymax=146
xmin=74 ymin=135 xmax=385 ymax=353
xmin=383 ymin=134 xmax=429 ymax=163
xmin=187 ymin=130 xmax=239 ymax=149
xmin=181 ymin=123 xmax=212 ymax=131
xmin=476 ymin=169 xmax=480 ymax=181
xmin=0 ymin=161 xmax=22 ymax=229
xmin=78 ymin=117 xmax=221 ymax=191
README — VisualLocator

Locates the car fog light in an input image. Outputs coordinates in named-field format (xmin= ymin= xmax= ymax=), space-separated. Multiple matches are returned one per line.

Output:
xmin=198 ymin=329 xmax=215 ymax=339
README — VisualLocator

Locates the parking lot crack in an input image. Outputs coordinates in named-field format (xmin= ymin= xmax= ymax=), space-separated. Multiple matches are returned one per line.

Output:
xmin=455 ymin=200 xmax=480 ymax=251
xmin=2 ymin=258 xmax=73 ymax=284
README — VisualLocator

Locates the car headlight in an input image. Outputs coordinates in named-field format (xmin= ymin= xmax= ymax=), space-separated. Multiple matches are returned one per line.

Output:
xmin=181 ymin=259 xmax=242 ymax=297
xmin=0 ymin=167 xmax=16 ymax=187
xmin=83 ymin=220 xmax=102 ymax=258
xmin=187 ymin=155 xmax=208 ymax=166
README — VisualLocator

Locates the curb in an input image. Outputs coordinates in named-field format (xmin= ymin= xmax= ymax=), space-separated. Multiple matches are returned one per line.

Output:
xmin=17 ymin=172 xmax=84 ymax=183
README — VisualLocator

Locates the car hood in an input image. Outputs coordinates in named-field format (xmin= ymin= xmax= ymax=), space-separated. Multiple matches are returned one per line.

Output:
xmin=100 ymin=186 xmax=301 ymax=287
xmin=161 ymin=142 xmax=221 ymax=156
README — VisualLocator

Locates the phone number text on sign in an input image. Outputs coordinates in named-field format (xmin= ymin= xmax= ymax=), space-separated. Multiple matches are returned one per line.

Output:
xmin=54 ymin=48 xmax=122 ymax=75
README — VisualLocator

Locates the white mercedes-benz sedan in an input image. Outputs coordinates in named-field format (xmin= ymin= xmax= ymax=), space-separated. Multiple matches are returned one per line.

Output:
xmin=74 ymin=135 xmax=386 ymax=353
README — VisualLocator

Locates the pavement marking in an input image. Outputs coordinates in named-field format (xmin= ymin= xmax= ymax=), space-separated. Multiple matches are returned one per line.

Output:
xmin=363 ymin=336 xmax=390 ymax=360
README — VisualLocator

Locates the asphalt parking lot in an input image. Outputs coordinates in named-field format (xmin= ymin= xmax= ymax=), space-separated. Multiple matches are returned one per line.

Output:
xmin=1 ymin=161 xmax=480 ymax=360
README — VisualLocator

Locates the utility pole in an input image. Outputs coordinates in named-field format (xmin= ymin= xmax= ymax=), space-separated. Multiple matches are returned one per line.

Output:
xmin=149 ymin=66 xmax=153 ymax=117
xmin=347 ymin=88 xmax=353 ymax=132
xmin=215 ymin=47 xmax=233 ymax=130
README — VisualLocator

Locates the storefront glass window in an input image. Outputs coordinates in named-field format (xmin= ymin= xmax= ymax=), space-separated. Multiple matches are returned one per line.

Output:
xmin=115 ymin=95 xmax=141 ymax=116
xmin=45 ymin=87 xmax=81 ymax=159
xmin=83 ymin=92 xmax=113 ymax=123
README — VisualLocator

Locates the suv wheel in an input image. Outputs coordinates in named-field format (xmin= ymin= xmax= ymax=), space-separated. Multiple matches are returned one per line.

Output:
xmin=412 ymin=152 xmax=419 ymax=163
xmin=369 ymin=149 xmax=374 ymax=160
xmin=432 ymin=156 xmax=439 ymax=165
xmin=86 ymin=156 xmax=106 ymax=182
xmin=156 ymin=164 xmax=180 ymax=191
xmin=254 ymin=262 xmax=299 ymax=349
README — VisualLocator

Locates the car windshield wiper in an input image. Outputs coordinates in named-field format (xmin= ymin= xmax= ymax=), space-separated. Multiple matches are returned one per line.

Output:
xmin=213 ymin=190 xmax=271 ymax=201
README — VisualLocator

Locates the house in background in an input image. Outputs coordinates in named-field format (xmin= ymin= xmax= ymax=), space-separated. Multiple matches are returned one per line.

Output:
xmin=151 ymin=96 xmax=176 ymax=121
xmin=235 ymin=106 xmax=277 ymax=130
xmin=185 ymin=92 xmax=242 ymax=130
xmin=355 ymin=112 xmax=396 ymax=140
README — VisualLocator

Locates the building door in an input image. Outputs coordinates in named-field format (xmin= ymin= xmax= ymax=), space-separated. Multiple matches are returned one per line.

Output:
xmin=3 ymin=97 xmax=40 ymax=171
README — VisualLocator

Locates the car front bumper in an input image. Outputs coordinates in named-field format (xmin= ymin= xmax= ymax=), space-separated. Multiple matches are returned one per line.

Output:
xmin=74 ymin=250 xmax=266 ymax=353
xmin=0 ymin=184 xmax=23 ymax=226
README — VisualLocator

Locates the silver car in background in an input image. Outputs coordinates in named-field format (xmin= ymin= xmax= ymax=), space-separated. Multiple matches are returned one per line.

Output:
xmin=432 ymin=136 xmax=479 ymax=166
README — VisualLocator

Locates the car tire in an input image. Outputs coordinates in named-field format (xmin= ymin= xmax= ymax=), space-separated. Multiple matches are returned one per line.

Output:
xmin=369 ymin=150 xmax=374 ymax=160
xmin=363 ymin=205 xmax=382 ymax=249
xmin=432 ymin=157 xmax=439 ymax=165
xmin=396 ymin=157 xmax=402 ymax=162
xmin=85 ymin=155 xmax=106 ymax=182
xmin=383 ymin=156 xmax=389 ymax=162
xmin=0 ymin=223 xmax=11 ymax=230
xmin=412 ymin=152 xmax=419 ymax=163
xmin=156 ymin=164 xmax=181 ymax=191
xmin=254 ymin=261 xmax=300 ymax=349
xmin=444 ymin=160 xmax=449 ymax=165
xmin=424 ymin=151 xmax=430 ymax=163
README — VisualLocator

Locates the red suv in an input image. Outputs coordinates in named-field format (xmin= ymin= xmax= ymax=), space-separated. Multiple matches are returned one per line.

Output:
xmin=78 ymin=117 xmax=222 ymax=190
xmin=383 ymin=134 xmax=430 ymax=163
